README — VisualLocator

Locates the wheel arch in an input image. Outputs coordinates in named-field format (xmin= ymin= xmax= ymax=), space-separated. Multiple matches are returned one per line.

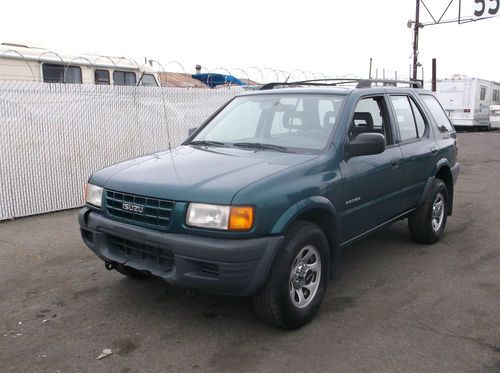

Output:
xmin=419 ymin=159 xmax=454 ymax=216
xmin=271 ymin=196 xmax=341 ymax=280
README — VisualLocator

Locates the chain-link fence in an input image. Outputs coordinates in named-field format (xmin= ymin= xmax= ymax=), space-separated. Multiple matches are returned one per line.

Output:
xmin=0 ymin=81 xmax=241 ymax=220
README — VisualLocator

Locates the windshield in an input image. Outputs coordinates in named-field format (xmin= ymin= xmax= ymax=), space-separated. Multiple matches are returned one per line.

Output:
xmin=191 ymin=94 xmax=345 ymax=153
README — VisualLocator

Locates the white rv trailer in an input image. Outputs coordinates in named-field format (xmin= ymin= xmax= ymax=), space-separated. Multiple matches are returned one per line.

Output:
xmin=0 ymin=43 xmax=159 ymax=87
xmin=490 ymin=105 xmax=500 ymax=129
xmin=436 ymin=76 xmax=500 ymax=130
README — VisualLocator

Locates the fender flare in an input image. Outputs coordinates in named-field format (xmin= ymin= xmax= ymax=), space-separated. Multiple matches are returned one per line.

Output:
xmin=271 ymin=196 xmax=342 ymax=280
xmin=271 ymin=196 xmax=338 ymax=234
xmin=418 ymin=158 xmax=453 ymax=209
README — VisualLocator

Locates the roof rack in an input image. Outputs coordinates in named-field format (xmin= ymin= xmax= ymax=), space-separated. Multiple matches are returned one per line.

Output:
xmin=259 ymin=78 xmax=423 ymax=90
xmin=355 ymin=79 xmax=422 ymax=88
xmin=259 ymin=79 xmax=362 ymax=90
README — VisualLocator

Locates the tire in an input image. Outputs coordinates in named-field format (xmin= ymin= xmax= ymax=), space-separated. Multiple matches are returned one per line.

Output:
xmin=408 ymin=178 xmax=449 ymax=244
xmin=253 ymin=220 xmax=330 ymax=329
xmin=114 ymin=264 xmax=150 ymax=280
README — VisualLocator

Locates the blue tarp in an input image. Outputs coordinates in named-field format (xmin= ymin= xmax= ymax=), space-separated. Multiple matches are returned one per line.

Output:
xmin=191 ymin=73 xmax=244 ymax=88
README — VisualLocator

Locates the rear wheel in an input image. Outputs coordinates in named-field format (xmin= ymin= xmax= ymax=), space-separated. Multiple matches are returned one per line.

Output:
xmin=253 ymin=221 xmax=330 ymax=329
xmin=408 ymin=179 xmax=449 ymax=244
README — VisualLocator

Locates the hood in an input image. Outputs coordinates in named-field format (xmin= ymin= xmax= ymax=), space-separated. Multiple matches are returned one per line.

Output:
xmin=91 ymin=145 xmax=317 ymax=204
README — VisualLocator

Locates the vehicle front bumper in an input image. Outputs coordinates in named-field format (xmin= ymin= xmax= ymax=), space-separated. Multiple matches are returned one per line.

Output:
xmin=78 ymin=207 xmax=283 ymax=296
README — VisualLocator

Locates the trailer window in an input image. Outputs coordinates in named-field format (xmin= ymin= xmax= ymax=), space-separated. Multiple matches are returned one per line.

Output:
xmin=493 ymin=89 xmax=500 ymax=102
xmin=139 ymin=74 xmax=158 ymax=87
xmin=113 ymin=71 xmax=136 ymax=86
xmin=421 ymin=95 xmax=454 ymax=133
xmin=42 ymin=63 xmax=82 ymax=84
xmin=480 ymin=86 xmax=487 ymax=101
xmin=94 ymin=69 xmax=110 ymax=85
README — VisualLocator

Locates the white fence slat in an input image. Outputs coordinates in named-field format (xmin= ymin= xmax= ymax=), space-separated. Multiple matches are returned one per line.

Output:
xmin=0 ymin=82 xmax=240 ymax=220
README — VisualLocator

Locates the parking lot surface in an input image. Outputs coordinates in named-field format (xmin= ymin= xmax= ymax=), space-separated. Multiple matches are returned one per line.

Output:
xmin=1 ymin=132 xmax=499 ymax=373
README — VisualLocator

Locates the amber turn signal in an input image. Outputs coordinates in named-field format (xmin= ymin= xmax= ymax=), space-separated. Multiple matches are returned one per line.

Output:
xmin=229 ymin=206 xmax=254 ymax=230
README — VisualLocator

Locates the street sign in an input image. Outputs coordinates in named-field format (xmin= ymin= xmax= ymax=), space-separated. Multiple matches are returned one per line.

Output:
xmin=473 ymin=0 xmax=499 ymax=18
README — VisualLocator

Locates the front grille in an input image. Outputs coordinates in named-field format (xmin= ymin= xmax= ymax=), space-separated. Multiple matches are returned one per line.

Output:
xmin=105 ymin=190 xmax=175 ymax=230
xmin=109 ymin=235 xmax=174 ymax=270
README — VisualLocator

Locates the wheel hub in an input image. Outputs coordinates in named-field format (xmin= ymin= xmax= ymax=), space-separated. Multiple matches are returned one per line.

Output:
xmin=289 ymin=245 xmax=322 ymax=309
xmin=292 ymin=263 xmax=313 ymax=289
xmin=431 ymin=193 xmax=445 ymax=231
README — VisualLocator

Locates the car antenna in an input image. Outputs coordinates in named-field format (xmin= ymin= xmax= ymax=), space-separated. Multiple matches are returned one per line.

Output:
xmin=151 ymin=60 xmax=181 ymax=180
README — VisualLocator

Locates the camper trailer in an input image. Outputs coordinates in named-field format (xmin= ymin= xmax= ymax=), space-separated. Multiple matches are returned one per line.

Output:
xmin=0 ymin=43 xmax=160 ymax=87
xmin=490 ymin=105 xmax=500 ymax=129
xmin=436 ymin=76 xmax=500 ymax=130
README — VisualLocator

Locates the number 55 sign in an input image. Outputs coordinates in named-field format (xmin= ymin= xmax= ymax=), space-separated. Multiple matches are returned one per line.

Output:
xmin=474 ymin=0 xmax=499 ymax=18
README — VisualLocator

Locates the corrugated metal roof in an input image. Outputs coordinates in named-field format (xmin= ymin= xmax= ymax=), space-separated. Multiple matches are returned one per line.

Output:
xmin=158 ymin=72 xmax=208 ymax=88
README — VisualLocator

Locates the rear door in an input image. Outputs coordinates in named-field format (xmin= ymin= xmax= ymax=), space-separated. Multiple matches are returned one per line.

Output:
xmin=388 ymin=94 xmax=435 ymax=210
xmin=339 ymin=94 xmax=404 ymax=242
xmin=419 ymin=93 xmax=458 ymax=169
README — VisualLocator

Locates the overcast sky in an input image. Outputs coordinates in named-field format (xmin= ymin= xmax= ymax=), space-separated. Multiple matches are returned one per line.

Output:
xmin=1 ymin=0 xmax=499 ymax=82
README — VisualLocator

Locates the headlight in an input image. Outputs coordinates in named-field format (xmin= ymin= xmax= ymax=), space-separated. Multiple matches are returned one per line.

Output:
xmin=186 ymin=203 xmax=254 ymax=231
xmin=85 ymin=183 xmax=104 ymax=207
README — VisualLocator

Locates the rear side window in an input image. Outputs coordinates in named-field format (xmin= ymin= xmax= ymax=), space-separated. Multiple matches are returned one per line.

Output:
xmin=410 ymin=99 xmax=426 ymax=138
xmin=421 ymin=95 xmax=454 ymax=133
xmin=390 ymin=96 xmax=418 ymax=142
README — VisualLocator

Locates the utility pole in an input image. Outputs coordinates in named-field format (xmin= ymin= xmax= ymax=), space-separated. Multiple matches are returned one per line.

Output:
xmin=432 ymin=58 xmax=437 ymax=92
xmin=412 ymin=0 xmax=421 ymax=81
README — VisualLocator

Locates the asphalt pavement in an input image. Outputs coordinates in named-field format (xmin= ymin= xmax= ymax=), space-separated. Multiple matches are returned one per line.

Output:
xmin=0 ymin=132 xmax=499 ymax=373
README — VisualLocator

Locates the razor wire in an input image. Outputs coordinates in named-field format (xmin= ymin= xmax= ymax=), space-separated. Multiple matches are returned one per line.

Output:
xmin=0 ymin=46 xmax=373 ymax=85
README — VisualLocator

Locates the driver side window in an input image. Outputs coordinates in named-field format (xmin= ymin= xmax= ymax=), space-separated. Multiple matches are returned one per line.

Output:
xmin=349 ymin=96 xmax=392 ymax=145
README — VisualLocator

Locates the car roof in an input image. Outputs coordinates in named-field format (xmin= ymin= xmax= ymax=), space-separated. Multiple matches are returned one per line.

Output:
xmin=238 ymin=86 xmax=433 ymax=97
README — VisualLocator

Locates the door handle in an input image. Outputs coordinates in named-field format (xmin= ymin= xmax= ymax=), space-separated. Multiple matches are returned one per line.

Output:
xmin=391 ymin=157 xmax=401 ymax=167
xmin=430 ymin=145 xmax=438 ymax=155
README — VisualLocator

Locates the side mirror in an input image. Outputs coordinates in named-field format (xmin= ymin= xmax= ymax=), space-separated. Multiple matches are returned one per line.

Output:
xmin=188 ymin=127 xmax=198 ymax=137
xmin=347 ymin=133 xmax=385 ymax=158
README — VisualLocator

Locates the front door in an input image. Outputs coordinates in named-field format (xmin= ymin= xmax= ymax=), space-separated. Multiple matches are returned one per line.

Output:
xmin=339 ymin=95 xmax=404 ymax=242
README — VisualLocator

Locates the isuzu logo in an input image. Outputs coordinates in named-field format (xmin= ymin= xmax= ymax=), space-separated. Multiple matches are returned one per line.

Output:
xmin=122 ymin=203 xmax=144 ymax=213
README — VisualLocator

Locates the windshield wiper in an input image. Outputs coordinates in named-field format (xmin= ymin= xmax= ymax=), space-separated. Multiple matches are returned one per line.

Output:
xmin=232 ymin=142 xmax=291 ymax=153
xmin=188 ymin=140 xmax=226 ymax=147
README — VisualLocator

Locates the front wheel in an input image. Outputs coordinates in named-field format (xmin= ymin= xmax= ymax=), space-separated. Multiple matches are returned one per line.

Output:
xmin=408 ymin=179 xmax=449 ymax=244
xmin=253 ymin=221 xmax=330 ymax=329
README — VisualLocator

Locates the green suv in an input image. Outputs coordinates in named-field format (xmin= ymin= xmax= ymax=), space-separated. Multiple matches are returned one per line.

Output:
xmin=79 ymin=79 xmax=460 ymax=329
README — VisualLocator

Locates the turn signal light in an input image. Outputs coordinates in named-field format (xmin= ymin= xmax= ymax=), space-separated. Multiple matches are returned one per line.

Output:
xmin=229 ymin=206 xmax=254 ymax=231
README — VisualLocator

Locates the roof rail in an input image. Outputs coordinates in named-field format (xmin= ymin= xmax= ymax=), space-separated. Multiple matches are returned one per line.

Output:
xmin=356 ymin=79 xmax=422 ymax=88
xmin=259 ymin=78 xmax=362 ymax=90
xmin=258 ymin=78 xmax=423 ymax=90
